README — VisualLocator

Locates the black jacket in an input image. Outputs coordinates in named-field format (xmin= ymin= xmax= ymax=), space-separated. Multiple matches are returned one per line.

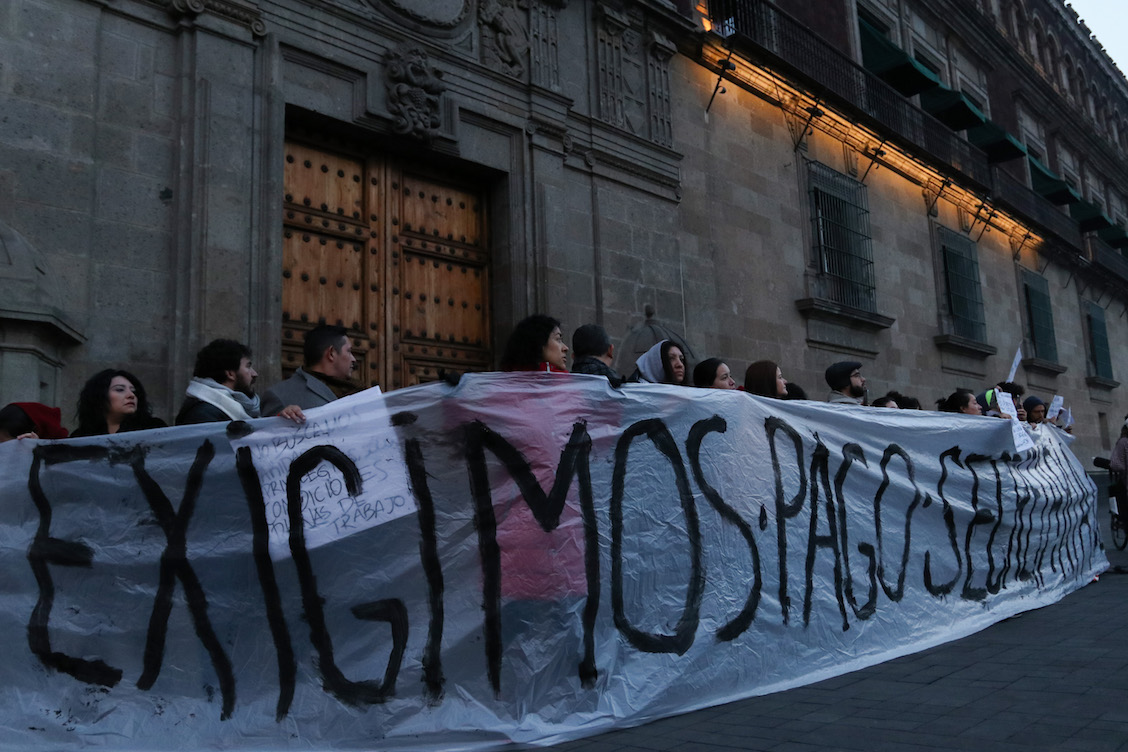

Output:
xmin=570 ymin=356 xmax=623 ymax=387
xmin=175 ymin=397 xmax=232 ymax=425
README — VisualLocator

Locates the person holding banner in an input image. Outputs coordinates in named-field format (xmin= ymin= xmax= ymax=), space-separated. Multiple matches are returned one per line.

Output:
xmin=692 ymin=358 xmax=736 ymax=389
xmin=175 ymin=340 xmax=306 ymax=425
xmin=825 ymin=360 xmax=866 ymax=405
xmin=1110 ymin=418 xmax=1128 ymax=477
xmin=0 ymin=402 xmax=68 ymax=441
xmin=744 ymin=360 xmax=788 ymax=398
xmin=872 ymin=394 xmax=901 ymax=408
xmin=570 ymin=323 xmax=623 ymax=386
xmin=1024 ymin=396 xmax=1046 ymax=425
xmin=71 ymin=369 xmax=166 ymax=437
xmin=260 ymin=324 xmax=357 ymax=416
xmin=629 ymin=339 xmax=688 ymax=385
xmin=987 ymin=382 xmax=1027 ymax=421
xmin=937 ymin=388 xmax=982 ymax=416
xmin=500 ymin=314 xmax=570 ymax=373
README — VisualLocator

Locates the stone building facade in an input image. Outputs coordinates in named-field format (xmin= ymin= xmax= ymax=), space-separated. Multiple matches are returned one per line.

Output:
xmin=2 ymin=0 xmax=1127 ymax=462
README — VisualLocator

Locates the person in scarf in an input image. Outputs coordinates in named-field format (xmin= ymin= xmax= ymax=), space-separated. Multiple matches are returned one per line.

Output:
xmin=175 ymin=339 xmax=304 ymax=425
xmin=628 ymin=339 xmax=688 ymax=385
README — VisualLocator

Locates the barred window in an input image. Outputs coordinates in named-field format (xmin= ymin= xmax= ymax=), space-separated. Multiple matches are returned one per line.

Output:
xmin=1021 ymin=269 xmax=1058 ymax=362
xmin=1086 ymin=301 xmax=1114 ymax=379
xmin=938 ymin=227 xmax=986 ymax=342
xmin=808 ymin=161 xmax=876 ymax=312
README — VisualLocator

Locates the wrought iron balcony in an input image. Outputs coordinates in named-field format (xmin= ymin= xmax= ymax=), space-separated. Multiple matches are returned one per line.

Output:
xmin=707 ymin=0 xmax=992 ymax=187
xmin=1090 ymin=237 xmax=1128 ymax=281
xmin=990 ymin=166 xmax=1083 ymax=250
xmin=704 ymin=0 xmax=1128 ymax=282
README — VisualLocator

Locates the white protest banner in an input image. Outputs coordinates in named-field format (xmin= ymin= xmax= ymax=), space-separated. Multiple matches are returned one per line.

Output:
xmin=1062 ymin=406 xmax=1075 ymax=428
xmin=0 ymin=375 xmax=1104 ymax=751
xmin=993 ymin=391 xmax=1035 ymax=453
xmin=228 ymin=389 xmax=414 ymax=558
xmin=1047 ymin=395 xmax=1064 ymax=421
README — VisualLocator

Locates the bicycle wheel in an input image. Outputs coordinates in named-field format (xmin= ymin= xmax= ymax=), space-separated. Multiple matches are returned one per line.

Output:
xmin=1113 ymin=514 xmax=1128 ymax=551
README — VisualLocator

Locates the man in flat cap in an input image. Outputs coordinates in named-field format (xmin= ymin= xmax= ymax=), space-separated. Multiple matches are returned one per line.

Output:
xmin=825 ymin=360 xmax=866 ymax=405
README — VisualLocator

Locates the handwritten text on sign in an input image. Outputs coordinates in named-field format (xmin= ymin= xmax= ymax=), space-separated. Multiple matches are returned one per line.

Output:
xmin=230 ymin=388 xmax=414 ymax=557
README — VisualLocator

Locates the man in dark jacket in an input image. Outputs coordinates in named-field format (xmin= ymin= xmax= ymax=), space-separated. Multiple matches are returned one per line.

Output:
xmin=825 ymin=360 xmax=866 ymax=405
xmin=176 ymin=339 xmax=304 ymax=425
xmin=569 ymin=324 xmax=623 ymax=387
xmin=261 ymin=325 xmax=357 ymax=416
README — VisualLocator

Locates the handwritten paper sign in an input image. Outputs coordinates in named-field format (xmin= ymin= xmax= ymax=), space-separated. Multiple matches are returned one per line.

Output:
xmin=1047 ymin=395 xmax=1064 ymax=421
xmin=230 ymin=388 xmax=415 ymax=558
xmin=994 ymin=391 xmax=1035 ymax=453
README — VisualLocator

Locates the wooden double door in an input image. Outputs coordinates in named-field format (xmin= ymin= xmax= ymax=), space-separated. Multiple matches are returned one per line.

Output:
xmin=282 ymin=141 xmax=492 ymax=390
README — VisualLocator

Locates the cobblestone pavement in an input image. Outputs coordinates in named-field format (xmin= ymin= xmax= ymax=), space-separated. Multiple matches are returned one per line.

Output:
xmin=550 ymin=486 xmax=1128 ymax=752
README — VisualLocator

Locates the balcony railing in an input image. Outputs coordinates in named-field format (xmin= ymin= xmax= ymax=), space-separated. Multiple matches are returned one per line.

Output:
xmin=708 ymin=0 xmax=992 ymax=187
xmin=704 ymin=0 xmax=1128 ymax=284
xmin=990 ymin=167 xmax=1083 ymax=250
xmin=1091 ymin=237 xmax=1128 ymax=281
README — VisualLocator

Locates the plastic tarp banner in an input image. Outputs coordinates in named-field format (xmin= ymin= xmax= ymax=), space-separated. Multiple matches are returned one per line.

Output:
xmin=0 ymin=374 xmax=1105 ymax=750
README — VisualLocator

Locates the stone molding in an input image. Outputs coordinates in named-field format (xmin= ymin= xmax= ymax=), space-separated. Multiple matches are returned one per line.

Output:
xmin=167 ymin=0 xmax=267 ymax=36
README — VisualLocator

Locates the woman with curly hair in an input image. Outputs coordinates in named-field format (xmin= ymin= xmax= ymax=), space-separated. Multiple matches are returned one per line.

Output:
xmin=72 ymin=369 xmax=167 ymax=437
xmin=499 ymin=314 xmax=570 ymax=372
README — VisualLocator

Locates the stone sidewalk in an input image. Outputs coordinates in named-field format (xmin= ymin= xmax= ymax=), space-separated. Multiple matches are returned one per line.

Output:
xmin=551 ymin=494 xmax=1128 ymax=752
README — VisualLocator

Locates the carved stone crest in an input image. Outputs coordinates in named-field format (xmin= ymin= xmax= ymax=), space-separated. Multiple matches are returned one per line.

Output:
xmin=479 ymin=0 xmax=530 ymax=79
xmin=384 ymin=46 xmax=447 ymax=141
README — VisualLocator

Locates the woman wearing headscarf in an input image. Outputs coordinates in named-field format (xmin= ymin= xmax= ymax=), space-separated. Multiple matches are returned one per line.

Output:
xmin=629 ymin=339 xmax=688 ymax=385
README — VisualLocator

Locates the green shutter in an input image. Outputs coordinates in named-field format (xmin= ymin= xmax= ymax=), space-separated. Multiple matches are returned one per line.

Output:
xmin=1023 ymin=271 xmax=1057 ymax=362
xmin=1088 ymin=301 xmax=1114 ymax=379
xmin=939 ymin=227 xmax=986 ymax=342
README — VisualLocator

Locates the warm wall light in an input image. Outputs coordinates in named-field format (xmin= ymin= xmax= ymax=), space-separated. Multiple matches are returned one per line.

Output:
xmin=699 ymin=39 xmax=1047 ymax=253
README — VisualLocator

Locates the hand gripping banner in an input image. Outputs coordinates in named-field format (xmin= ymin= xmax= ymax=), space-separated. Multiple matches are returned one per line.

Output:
xmin=0 ymin=374 xmax=1105 ymax=750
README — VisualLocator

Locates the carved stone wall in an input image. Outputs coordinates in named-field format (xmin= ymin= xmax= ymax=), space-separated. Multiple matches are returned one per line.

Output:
xmin=595 ymin=3 xmax=676 ymax=147
xmin=530 ymin=1 xmax=561 ymax=89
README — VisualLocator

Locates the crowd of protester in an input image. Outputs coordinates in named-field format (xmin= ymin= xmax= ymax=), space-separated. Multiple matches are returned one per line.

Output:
xmin=501 ymin=315 xmax=1084 ymax=435
xmin=0 ymin=316 xmax=1099 ymax=443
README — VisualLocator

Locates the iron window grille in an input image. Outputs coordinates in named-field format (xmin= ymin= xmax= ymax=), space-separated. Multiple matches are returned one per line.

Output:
xmin=1086 ymin=301 xmax=1114 ymax=380
xmin=807 ymin=161 xmax=877 ymax=312
xmin=938 ymin=227 xmax=987 ymax=342
xmin=1021 ymin=269 xmax=1058 ymax=363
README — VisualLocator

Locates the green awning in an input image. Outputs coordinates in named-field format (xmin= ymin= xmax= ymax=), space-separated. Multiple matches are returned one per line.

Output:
xmin=967 ymin=121 xmax=1027 ymax=162
xmin=1098 ymin=224 xmax=1128 ymax=248
xmin=859 ymin=19 xmax=942 ymax=96
xmin=919 ymin=85 xmax=988 ymax=131
xmin=1027 ymin=156 xmax=1082 ymax=205
xmin=1070 ymin=200 xmax=1115 ymax=233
